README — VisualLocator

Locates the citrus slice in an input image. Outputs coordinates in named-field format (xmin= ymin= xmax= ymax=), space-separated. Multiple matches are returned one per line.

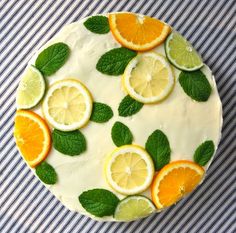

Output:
xmin=16 ymin=66 xmax=45 ymax=109
xmin=114 ymin=195 xmax=156 ymax=221
xmin=14 ymin=110 xmax=51 ymax=167
xmin=105 ymin=145 xmax=155 ymax=195
xmin=151 ymin=160 xmax=205 ymax=209
xmin=109 ymin=13 xmax=171 ymax=51
xmin=165 ymin=32 xmax=203 ymax=71
xmin=42 ymin=79 xmax=93 ymax=131
xmin=123 ymin=52 xmax=174 ymax=103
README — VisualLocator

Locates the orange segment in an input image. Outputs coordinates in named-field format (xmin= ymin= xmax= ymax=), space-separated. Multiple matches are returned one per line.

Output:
xmin=109 ymin=13 xmax=171 ymax=51
xmin=14 ymin=110 xmax=51 ymax=167
xmin=151 ymin=160 xmax=204 ymax=209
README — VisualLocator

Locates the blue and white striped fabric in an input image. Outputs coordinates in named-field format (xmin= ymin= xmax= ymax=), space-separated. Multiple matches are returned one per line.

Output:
xmin=1 ymin=0 xmax=235 ymax=232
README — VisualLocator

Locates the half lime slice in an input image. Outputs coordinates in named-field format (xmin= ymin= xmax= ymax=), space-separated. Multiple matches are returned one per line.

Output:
xmin=165 ymin=32 xmax=203 ymax=71
xmin=114 ymin=196 xmax=156 ymax=221
xmin=16 ymin=66 xmax=45 ymax=109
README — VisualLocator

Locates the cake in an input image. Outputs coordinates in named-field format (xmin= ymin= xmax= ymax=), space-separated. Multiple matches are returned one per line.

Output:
xmin=14 ymin=12 xmax=222 ymax=221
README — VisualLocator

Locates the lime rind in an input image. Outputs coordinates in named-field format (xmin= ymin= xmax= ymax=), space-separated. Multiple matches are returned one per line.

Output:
xmin=16 ymin=66 xmax=46 ymax=109
xmin=165 ymin=32 xmax=203 ymax=71
xmin=114 ymin=195 xmax=156 ymax=221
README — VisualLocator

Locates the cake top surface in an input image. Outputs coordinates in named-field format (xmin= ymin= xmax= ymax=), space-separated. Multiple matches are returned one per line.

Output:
xmin=14 ymin=13 xmax=222 ymax=221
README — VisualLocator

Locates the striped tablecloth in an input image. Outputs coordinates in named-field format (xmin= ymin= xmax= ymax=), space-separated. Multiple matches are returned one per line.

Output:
xmin=1 ymin=0 xmax=235 ymax=232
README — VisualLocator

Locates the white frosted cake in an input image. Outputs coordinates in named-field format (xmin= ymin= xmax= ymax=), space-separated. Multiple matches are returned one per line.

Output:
xmin=14 ymin=12 xmax=222 ymax=221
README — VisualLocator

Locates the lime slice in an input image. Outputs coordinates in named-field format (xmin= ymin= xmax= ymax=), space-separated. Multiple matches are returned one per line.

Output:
xmin=16 ymin=66 xmax=45 ymax=109
xmin=165 ymin=32 xmax=203 ymax=71
xmin=114 ymin=196 xmax=156 ymax=221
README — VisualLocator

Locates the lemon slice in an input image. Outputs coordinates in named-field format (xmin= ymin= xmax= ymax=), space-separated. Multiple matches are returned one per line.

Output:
xmin=42 ymin=79 xmax=93 ymax=131
xmin=123 ymin=52 xmax=174 ymax=103
xmin=105 ymin=145 xmax=155 ymax=195
xmin=114 ymin=195 xmax=156 ymax=221
xmin=16 ymin=66 xmax=45 ymax=109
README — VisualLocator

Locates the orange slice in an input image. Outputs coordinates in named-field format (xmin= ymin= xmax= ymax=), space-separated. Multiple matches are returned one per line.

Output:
xmin=109 ymin=12 xmax=171 ymax=51
xmin=151 ymin=160 xmax=204 ymax=209
xmin=14 ymin=110 xmax=51 ymax=167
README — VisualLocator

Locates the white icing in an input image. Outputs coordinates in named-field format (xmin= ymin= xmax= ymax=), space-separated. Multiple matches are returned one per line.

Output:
xmin=25 ymin=16 xmax=222 ymax=221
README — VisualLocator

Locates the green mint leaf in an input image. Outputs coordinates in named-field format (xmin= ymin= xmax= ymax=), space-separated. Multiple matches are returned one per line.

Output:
xmin=35 ymin=161 xmax=57 ymax=185
xmin=118 ymin=95 xmax=143 ymax=117
xmin=84 ymin=16 xmax=110 ymax=34
xmin=35 ymin=42 xmax=70 ymax=76
xmin=194 ymin=140 xmax=215 ymax=166
xmin=90 ymin=102 xmax=113 ymax=123
xmin=78 ymin=189 xmax=119 ymax=217
xmin=145 ymin=130 xmax=171 ymax=170
xmin=96 ymin=47 xmax=137 ymax=76
xmin=111 ymin=121 xmax=133 ymax=147
xmin=52 ymin=129 xmax=86 ymax=156
xmin=179 ymin=70 xmax=212 ymax=102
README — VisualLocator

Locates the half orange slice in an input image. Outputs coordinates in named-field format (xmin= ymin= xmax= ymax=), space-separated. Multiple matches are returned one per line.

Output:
xmin=109 ymin=12 xmax=171 ymax=51
xmin=14 ymin=110 xmax=51 ymax=167
xmin=151 ymin=160 xmax=204 ymax=209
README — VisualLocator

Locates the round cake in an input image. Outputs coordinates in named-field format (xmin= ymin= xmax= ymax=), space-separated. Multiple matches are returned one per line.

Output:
xmin=14 ymin=12 xmax=222 ymax=221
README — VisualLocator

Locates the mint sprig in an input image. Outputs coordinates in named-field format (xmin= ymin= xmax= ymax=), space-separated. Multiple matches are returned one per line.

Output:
xmin=118 ymin=95 xmax=143 ymax=117
xmin=96 ymin=47 xmax=137 ymax=76
xmin=78 ymin=189 xmax=119 ymax=217
xmin=52 ymin=129 xmax=86 ymax=156
xmin=90 ymin=102 xmax=113 ymax=123
xmin=35 ymin=42 xmax=70 ymax=76
xmin=84 ymin=16 xmax=110 ymax=34
xmin=35 ymin=161 xmax=57 ymax=185
xmin=111 ymin=121 xmax=133 ymax=147
xmin=194 ymin=140 xmax=215 ymax=166
xmin=179 ymin=70 xmax=212 ymax=102
xmin=145 ymin=130 xmax=171 ymax=170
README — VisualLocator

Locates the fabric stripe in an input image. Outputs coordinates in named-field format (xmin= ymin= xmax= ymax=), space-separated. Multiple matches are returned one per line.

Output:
xmin=0 ymin=0 xmax=29 ymax=31
xmin=1 ymin=0 xmax=235 ymax=233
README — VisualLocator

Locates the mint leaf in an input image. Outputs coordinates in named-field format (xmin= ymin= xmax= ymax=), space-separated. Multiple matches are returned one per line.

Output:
xmin=35 ymin=161 xmax=57 ymax=185
xmin=84 ymin=16 xmax=110 ymax=34
xmin=118 ymin=95 xmax=143 ymax=117
xmin=52 ymin=129 xmax=86 ymax=156
xmin=194 ymin=140 xmax=215 ymax=166
xmin=111 ymin=121 xmax=133 ymax=147
xmin=90 ymin=102 xmax=113 ymax=123
xmin=179 ymin=70 xmax=212 ymax=102
xmin=35 ymin=42 xmax=70 ymax=76
xmin=145 ymin=130 xmax=171 ymax=170
xmin=78 ymin=189 xmax=119 ymax=217
xmin=96 ymin=48 xmax=137 ymax=76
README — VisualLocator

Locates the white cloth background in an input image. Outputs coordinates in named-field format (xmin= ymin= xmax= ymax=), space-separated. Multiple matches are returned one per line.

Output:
xmin=1 ymin=0 xmax=235 ymax=232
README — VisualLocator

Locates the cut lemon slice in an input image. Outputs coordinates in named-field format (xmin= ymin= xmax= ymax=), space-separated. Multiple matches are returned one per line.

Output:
xmin=123 ymin=52 xmax=174 ymax=104
xmin=114 ymin=195 xmax=156 ymax=221
xmin=165 ymin=32 xmax=203 ymax=71
xmin=109 ymin=13 xmax=171 ymax=51
xmin=151 ymin=160 xmax=205 ymax=209
xmin=16 ymin=66 xmax=45 ymax=109
xmin=105 ymin=145 xmax=155 ymax=195
xmin=42 ymin=79 xmax=93 ymax=131
xmin=14 ymin=110 xmax=51 ymax=167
